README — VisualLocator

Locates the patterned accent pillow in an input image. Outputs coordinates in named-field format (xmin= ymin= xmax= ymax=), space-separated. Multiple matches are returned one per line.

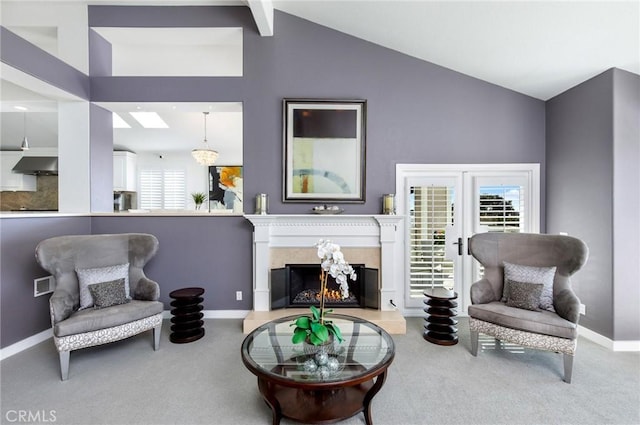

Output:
xmin=506 ymin=280 xmax=543 ymax=311
xmin=76 ymin=263 xmax=130 ymax=310
xmin=502 ymin=262 xmax=556 ymax=312
xmin=88 ymin=278 xmax=130 ymax=309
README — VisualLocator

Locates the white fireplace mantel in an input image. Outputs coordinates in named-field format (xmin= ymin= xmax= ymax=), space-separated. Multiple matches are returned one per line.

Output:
xmin=244 ymin=214 xmax=404 ymax=312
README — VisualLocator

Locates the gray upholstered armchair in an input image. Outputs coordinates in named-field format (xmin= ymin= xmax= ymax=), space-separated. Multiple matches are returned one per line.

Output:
xmin=468 ymin=232 xmax=588 ymax=383
xmin=35 ymin=233 xmax=164 ymax=380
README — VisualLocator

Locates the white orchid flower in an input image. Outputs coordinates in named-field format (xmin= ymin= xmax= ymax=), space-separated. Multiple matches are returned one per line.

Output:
xmin=314 ymin=239 xmax=357 ymax=300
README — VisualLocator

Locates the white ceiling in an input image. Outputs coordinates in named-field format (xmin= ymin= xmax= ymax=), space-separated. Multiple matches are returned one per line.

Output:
xmin=2 ymin=0 xmax=638 ymax=151
xmin=272 ymin=0 xmax=639 ymax=101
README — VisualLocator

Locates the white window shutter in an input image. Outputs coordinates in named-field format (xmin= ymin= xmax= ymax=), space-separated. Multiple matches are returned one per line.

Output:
xmin=139 ymin=169 xmax=186 ymax=210
xmin=139 ymin=170 xmax=162 ymax=209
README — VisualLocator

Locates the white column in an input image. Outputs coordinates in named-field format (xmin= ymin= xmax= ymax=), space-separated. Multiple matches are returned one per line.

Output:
xmin=58 ymin=101 xmax=91 ymax=213
xmin=252 ymin=222 xmax=272 ymax=311
xmin=376 ymin=216 xmax=404 ymax=311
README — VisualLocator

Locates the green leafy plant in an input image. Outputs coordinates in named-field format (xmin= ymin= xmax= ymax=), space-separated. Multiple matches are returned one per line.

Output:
xmin=290 ymin=239 xmax=357 ymax=346
xmin=291 ymin=305 xmax=344 ymax=345
xmin=191 ymin=192 xmax=207 ymax=209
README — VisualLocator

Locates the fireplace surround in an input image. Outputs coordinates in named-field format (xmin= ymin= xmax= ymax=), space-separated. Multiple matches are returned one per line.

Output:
xmin=244 ymin=214 xmax=404 ymax=312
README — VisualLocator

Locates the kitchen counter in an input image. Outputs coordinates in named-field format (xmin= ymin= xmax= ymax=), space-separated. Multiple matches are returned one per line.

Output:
xmin=1 ymin=210 xmax=243 ymax=219
xmin=0 ymin=211 xmax=84 ymax=218
xmin=93 ymin=210 xmax=243 ymax=217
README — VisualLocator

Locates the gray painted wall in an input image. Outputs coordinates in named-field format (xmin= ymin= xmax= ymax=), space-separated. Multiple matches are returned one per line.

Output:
xmin=547 ymin=68 xmax=640 ymax=341
xmin=88 ymin=7 xmax=546 ymax=216
xmin=1 ymin=6 xmax=549 ymax=348
xmin=612 ymin=69 xmax=640 ymax=341
xmin=90 ymin=216 xmax=253 ymax=309
xmin=0 ymin=217 xmax=92 ymax=347
xmin=0 ymin=27 xmax=89 ymax=100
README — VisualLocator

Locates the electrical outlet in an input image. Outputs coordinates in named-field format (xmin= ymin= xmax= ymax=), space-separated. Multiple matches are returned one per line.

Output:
xmin=579 ymin=304 xmax=586 ymax=315
xmin=236 ymin=291 xmax=242 ymax=301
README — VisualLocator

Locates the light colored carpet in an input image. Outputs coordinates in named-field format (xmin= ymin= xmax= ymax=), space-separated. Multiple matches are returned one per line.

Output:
xmin=1 ymin=317 xmax=639 ymax=425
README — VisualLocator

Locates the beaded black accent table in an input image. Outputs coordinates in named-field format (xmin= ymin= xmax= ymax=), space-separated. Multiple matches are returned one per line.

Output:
xmin=423 ymin=288 xmax=458 ymax=346
xmin=169 ymin=287 xmax=205 ymax=343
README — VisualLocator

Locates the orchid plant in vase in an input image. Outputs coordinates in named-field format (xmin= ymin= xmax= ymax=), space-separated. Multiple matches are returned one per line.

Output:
xmin=291 ymin=239 xmax=357 ymax=346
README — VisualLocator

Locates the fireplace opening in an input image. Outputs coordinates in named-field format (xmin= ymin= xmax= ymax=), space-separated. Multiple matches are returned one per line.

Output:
xmin=270 ymin=264 xmax=379 ymax=310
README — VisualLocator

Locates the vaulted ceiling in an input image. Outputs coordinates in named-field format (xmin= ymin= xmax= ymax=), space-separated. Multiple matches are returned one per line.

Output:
xmin=2 ymin=0 xmax=638 ymax=152
xmin=271 ymin=0 xmax=638 ymax=101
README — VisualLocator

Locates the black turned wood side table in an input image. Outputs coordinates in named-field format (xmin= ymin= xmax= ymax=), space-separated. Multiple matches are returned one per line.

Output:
xmin=423 ymin=288 xmax=458 ymax=346
xmin=169 ymin=287 xmax=205 ymax=343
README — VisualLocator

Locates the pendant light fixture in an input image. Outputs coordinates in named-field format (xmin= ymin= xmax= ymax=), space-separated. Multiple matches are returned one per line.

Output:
xmin=191 ymin=111 xmax=219 ymax=166
xmin=20 ymin=112 xmax=30 ymax=150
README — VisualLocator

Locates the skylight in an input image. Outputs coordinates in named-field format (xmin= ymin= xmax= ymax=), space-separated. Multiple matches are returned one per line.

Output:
xmin=129 ymin=112 xmax=168 ymax=128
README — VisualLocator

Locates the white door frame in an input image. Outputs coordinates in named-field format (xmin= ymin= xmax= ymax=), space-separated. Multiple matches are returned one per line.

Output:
xmin=396 ymin=163 xmax=540 ymax=316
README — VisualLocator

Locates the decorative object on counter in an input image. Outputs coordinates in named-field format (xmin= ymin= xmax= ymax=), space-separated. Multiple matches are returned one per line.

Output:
xmin=209 ymin=166 xmax=243 ymax=213
xmin=290 ymin=239 xmax=357 ymax=346
xmin=191 ymin=192 xmax=207 ymax=210
xmin=311 ymin=205 xmax=344 ymax=214
xmin=283 ymin=99 xmax=367 ymax=203
xmin=192 ymin=112 xmax=219 ymax=166
xmin=255 ymin=193 xmax=268 ymax=214
xmin=382 ymin=193 xmax=396 ymax=215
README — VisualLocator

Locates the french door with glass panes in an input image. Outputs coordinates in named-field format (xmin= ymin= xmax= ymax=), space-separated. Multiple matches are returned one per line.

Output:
xmin=397 ymin=164 xmax=540 ymax=314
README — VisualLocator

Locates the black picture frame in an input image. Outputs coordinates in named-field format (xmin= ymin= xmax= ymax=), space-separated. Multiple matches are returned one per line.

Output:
xmin=283 ymin=99 xmax=366 ymax=203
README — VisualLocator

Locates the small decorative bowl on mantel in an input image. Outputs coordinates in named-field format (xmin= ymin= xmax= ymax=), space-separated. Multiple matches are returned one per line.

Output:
xmin=311 ymin=205 xmax=344 ymax=214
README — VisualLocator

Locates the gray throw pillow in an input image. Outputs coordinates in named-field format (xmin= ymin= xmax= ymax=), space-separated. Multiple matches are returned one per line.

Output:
xmin=88 ymin=278 xmax=130 ymax=309
xmin=506 ymin=280 xmax=543 ymax=311
xmin=76 ymin=263 xmax=130 ymax=309
xmin=502 ymin=262 xmax=556 ymax=312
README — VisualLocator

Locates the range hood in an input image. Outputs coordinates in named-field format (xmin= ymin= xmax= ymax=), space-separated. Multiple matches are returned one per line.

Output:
xmin=12 ymin=157 xmax=58 ymax=176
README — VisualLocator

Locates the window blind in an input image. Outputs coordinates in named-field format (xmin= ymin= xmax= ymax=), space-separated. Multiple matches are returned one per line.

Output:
xmin=139 ymin=170 xmax=162 ymax=209
xmin=409 ymin=185 xmax=455 ymax=298
xmin=139 ymin=169 xmax=186 ymax=210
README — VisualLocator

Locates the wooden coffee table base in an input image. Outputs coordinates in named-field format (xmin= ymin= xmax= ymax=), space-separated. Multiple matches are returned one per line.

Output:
xmin=257 ymin=372 xmax=387 ymax=425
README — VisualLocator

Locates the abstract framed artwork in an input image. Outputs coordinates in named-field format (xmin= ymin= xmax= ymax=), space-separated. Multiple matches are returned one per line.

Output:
xmin=209 ymin=165 xmax=243 ymax=212
xmin=283 ymin=99 xmax=366 ymax=203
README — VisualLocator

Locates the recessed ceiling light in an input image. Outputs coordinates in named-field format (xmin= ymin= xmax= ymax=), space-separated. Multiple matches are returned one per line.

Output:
xmin=14 ymin=106 xmax=28 ymax=111
xmin=129 ymin=112 xmax=169 ymax=128
xmin=113 ymin=112 xmax=131 ymax=128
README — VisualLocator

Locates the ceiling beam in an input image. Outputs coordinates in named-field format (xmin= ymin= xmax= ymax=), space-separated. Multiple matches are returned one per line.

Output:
xmin=247 ymin=0 xmax=274 ymax=37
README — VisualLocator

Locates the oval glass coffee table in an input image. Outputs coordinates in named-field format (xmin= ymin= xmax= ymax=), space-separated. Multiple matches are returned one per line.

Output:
xmin=241 ymin=314 xmax=395 ymax=425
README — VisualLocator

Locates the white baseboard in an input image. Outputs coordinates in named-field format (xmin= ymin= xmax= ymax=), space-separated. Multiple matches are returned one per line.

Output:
xmin=0 ymin=328 xmax=52 ymax=361
xmin=578 ymin=325 xmax=640 ymax=351
xmin=612 ymin=340 xmax=640 ymax=351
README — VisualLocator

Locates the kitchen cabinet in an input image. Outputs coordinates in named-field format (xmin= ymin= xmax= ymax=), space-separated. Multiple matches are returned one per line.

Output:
xmin=113 ymin=151 xmax=137 ymax=192
xmin=0 ymin=152 xmax=37 ymax=191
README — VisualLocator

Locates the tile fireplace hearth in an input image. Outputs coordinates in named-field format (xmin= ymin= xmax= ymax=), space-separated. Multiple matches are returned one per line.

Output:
xmin=243 ymin=214 xmax=406 ymax=334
